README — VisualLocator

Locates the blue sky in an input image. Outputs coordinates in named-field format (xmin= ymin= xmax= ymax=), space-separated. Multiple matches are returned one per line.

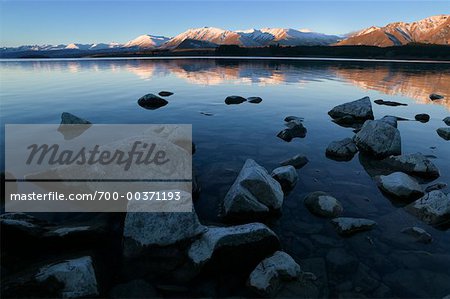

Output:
xmin=0 ymin=1 xmax=448 ymax=46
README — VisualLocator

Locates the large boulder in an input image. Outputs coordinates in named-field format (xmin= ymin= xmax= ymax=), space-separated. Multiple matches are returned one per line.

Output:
xmin=325 ymin=138 xmax=358 ymax=161
xmin=188 ymin=223 xmax=279 ymax=266
xmin=331 ymin=217 xmax=376 ymax=236
xmin=383 ymin=153 xmax=440 ymax=179
xmin=247 ymin=251 xmax=302 ymax=297
xmin=271 ymin=165 xmax=298 ymax=190
xmin=222 ymin=159 xmax=283 ymax=217
xmin=375 ymin=172 xmax=424 ymax=201
xmin=354 ymin=120 xmax=401 ymax=158
xmin=380 ymin=115 xmax=398 ymax=128
xmin=138 ymin=94 xmax=168 ymax=110
xmin=35 ymin=256 xmax=98 ymax=298
xmin=406 ymin=190 xmax=450 ymax=226
xmin=304 ymin=191 xmax=343 ymax=218
xmin=328 ymin=96 xmax=374 ymax=124
xmin=123 ymin=210 xmax=205 ymax=257
xmin=437 ymin=127 xmax=450 ymax=140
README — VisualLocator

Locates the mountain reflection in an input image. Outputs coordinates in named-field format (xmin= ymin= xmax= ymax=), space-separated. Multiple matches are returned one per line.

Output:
xmin=10 ymin=59 xmax=450 ymax=109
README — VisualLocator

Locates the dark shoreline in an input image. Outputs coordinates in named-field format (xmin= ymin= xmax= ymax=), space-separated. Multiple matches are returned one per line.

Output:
xmin=2 ymin=44 xmax=450 ymax=61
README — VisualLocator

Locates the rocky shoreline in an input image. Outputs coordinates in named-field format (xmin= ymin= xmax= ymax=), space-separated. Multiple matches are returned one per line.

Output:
xmin=1 ymin=93 xmax=450 ymax=298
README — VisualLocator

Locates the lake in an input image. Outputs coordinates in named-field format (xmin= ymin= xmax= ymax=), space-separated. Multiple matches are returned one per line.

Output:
xmin=1 ymin=57 xmax=450 ymax=298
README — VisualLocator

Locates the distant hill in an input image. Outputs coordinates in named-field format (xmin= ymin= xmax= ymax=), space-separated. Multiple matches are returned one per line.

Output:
xmin=337 ymin=15 xmax=450 ymax=47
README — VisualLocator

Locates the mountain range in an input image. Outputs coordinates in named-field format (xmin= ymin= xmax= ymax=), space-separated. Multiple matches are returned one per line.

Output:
xmin=1 ymin=15 xmax=448 ymax=55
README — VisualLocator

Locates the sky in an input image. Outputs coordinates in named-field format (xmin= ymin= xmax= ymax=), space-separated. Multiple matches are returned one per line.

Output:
xmin=0 ymin=0 xmax=449 ymax=47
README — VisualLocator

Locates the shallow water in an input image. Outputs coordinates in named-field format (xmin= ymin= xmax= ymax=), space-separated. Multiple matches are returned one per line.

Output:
xmin=1 ymin=58 xmax=450 ymax=298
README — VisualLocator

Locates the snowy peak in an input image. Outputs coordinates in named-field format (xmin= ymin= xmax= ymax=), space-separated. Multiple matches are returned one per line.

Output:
xmin=124 ymin=34 xmax=170 ymax=48
xmin=339 ymin=14 xmax=450 ymax=46
xmin=163 ymin=27 xmax=242 ymax=48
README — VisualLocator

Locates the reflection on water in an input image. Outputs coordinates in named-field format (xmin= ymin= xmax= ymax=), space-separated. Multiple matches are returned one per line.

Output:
xmin=1 ymin=58 xmax=450 ymax=298
xmin=3 ymin=58 xmax=449 ymax=109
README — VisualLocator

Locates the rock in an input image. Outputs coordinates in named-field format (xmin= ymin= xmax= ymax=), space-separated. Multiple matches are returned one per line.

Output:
xmin=374 ymin=99 xmax=407 ymax=106
xmin=380 ymin=115 xmax=398 ymax=128
xmin=123 ymin=210 xmax=205 ymax=257
xmin=383 ymin=153 xmax=440 ymax=179
xmin=158 ymin=91 xmax=173 ymax=97
xmin=443 ymin=117 xmax=450 ymax=126
xmin=304 ymin=191 xmax=343 ymax=218
xmin=430 ymin=93 xmax=444 ymax=100
xmin=271 ymin=165 xmax=298 ymax=190
xmin=328 ymin=96 xmax=374 ymax=124
xmin=248 ymin=251 xmax=302 ymax=297
xmin=331 ymin=217 xmax=376 ymax=236
xmin=188 ymin=223 xmax=279 ymax=266
xmin=280 ymin=154 xmax=309 ymax=169
xmin=137 ymin=94 xmax=168 ymax=110
xmin=425 ymin=182 xmax=447 ymax=193
xmin=415 ymin=114 xmax=430 ymax=123
xmin=110 ymin=280 xmax=157 ymax=298
xmin=325 ymin=138 xmax=358 ymax=161
xmin=375 ymin=172 xmax=424 ymax=200
xmin=248 ymin=96 xmax=263 ymax=103
xmin=354 ymin=120 xmax=401 ymax=158
xmin=406 ymin=190 xmax=450 ymax=225
xmin=0 ymin=213 xmax=47 ymax=239
xmin=60 ymin=112 xmax=91 ymax=125
xmin=437 ymin=127 xmax=450 ymax=140
xmin=401 ymin=227 xmax=433 ymax=244
xmin=284 ymin=116 xmax=304 ymax=123
xmin=225 ymin=95 xmax=246 ymax=105
xmin=223 ymin=159 xmax=283 ymax=216
xmin=35 ymin=256 xmax=98 ymax=298
xmin=277 ymin=122 xmax=307 ymax=142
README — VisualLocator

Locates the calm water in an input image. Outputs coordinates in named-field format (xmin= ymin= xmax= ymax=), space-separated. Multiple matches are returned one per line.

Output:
xmin=1 ymin=58 xmax=450 ymax=298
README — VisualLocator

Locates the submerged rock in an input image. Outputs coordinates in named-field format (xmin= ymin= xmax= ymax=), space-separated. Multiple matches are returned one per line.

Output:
xmin=280 ymin=154 xmax=309 ymax=169
xmin=248 ymin=96 xmax=263 ymax=104
xmin=158 ymin=91 xmax=174 ymax=97
xmin=271 ymin=165 xmax=298 ymax=190
xmin=188 ymin=223 xmax=279 ymax=266
xmin=383 ymin=153 xmax=440 ymax=179
xmin=443 ymin=117 xmax=450 ymax=126
xmin=277 ymin=121 xmax=307 ymax=142
xmin=325 ymin=138 xmax=358 ymax=161
xmin=354 ymin=120 xmax=401 ymax=158
xmin=225 ymin=95 xmax=247 ymax=105
xmin=248 ymin=251 xmax=302 ymax=297
xmin=331 ymin=217 xmax=376 ymax=236
xmin=328 ymin=96 xmax=374 ymax=124
xmin=304 ymin=191 xmax=343 ymax=218
xmin=406 ymin=190 xmax=450 ymax=225
xmin=375 ymin=172 xmax=424 ymax=200
xmin=415 ymin=114 xmax=430 ymax=123
xmin=138 ymin=94 xmax=168 ymax=110
xmin=374 ymin=99 xmax=407 ymax=107
xmin=223 ymin=159 xmax=283 ymax=217
xmin=437 ymin=127 xmax=450 ymax=140
xmin=429 ymin=93 xmax=444 ymax=100
xmin=35 ymin=256 xmax=98 ymax=298
xmin=123 ymin=210 xmax=205 ymax=257
xmin=401 ymin=227 xmax=433 ymax=244
xmin=60 ymin=112 xmax=91 ymax=125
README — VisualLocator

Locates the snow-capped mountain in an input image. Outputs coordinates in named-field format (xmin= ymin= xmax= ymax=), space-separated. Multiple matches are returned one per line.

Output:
xmin=163 ymin=27 xmax=339 ymax=48
xmin=338 ymin=15 xmax=450 ymax=46
xmin=123 ymin=34 xmax=170 ymax=48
